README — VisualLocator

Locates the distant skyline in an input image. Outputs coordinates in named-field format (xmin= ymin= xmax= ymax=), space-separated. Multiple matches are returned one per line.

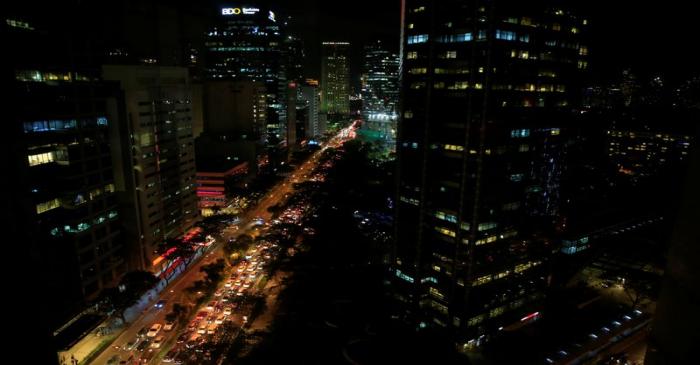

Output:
xmin=257 ymin=0 xmax=698 ymax=85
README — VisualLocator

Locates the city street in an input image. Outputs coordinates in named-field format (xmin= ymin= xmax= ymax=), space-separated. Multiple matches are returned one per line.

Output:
xmin=89 ymin=122 xmax=358 ymax=365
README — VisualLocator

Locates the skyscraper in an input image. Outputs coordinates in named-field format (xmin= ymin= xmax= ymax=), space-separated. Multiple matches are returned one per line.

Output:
xmin=362 ymin=40 xmax=400 ymax=143
xmin=103 ymin=65 xmax=198 ymax=275
xmin=205 ymin=5 xmax=288 ymax=142
xmin=300 ymin=81 xmax=324 ymax=138
xmin=393 ymin=0 xmax=587 ymax=348
xmin=321 ymin=42 xmax=351 ymax=116
xmin=6 ymin=11 xmax=129 ymax=359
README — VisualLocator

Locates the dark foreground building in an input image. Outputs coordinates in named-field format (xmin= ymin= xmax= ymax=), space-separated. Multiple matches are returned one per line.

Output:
xmin=392 ymin=0 xmax=588 ymax=348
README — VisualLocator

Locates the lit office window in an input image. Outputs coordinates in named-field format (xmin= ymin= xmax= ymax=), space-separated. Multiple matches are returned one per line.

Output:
xmin=27 ymin=152 xmax=55 ymax=166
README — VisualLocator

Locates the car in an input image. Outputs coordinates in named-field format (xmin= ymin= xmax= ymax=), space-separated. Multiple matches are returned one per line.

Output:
xmin=163 ymin=348 xmax=179 ymax=363
xmin=163 ymin=321 xmax=175 ymax=331
xmin=146 ymin=323 xmax=162 ymax=337
xmin=197 ymin=322 xmax=207 ymax=334
xmin=214 ymin=289 xmax=224 ymax=297
xmin=176 ymin=333 xmax=188 ymax=344
xmin=136 ymin=339 xmax=150 ymax=352
xmin=223 ymin=306 xmax=233 ymax=316
xmin=154 ymin=299 xmax=167 ymax=309
xmin=224 ymin=280 xmax=234 ymax=288
xmin=195 ymin=311 xmax=208 ymax=321
xmin=206 ymin=301 xmax=217 ymax=311
xmin=150 ymin=335 xmax=165 ymax=349
xmin=137 ymin=326 xmax=148 ymax=338
xmin=215 ymin=314 xmax=225 ymax=324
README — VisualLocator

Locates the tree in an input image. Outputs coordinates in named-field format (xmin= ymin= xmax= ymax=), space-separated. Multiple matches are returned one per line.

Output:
xmin=102 ymin=270 xmax=159 ymax=324
xmin=200 ymin=259 xmax=226 ymax=285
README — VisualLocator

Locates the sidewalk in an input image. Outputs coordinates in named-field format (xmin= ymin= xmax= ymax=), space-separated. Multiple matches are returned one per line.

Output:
xmin=59 ymin=246 xmax=210 ymax=364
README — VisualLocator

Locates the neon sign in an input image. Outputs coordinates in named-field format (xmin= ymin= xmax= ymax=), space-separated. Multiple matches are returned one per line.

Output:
xmin=222 ymin=7 xmax=260 ymax=16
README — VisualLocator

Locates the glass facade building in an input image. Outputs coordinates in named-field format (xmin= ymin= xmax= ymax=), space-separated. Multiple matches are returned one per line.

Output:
xmin=321 ymin=42 xmax=351 ymax=116
xmin=204 ymin=6 xmax=288 ymax=143
xmin=393 ymin=0 xmax=587 ymax=347
xmin=361 ymin=40 xmax=400 ymax=143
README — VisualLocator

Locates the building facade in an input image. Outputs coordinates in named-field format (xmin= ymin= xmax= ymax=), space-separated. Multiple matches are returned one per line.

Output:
xmin=393 ymin=0 xmax=587 ymax=347
xmin=300 ymin=81 xmax=324 ymax=139
xmin=362 ymin=40 xmax=400 ymax=143
xmin=205 ymin=6 xmax=288 ymax=143
xmin=321 ymin=41 xmax=351 ymax=116
xmin=103 ymin=65 xmax=198 ymax=274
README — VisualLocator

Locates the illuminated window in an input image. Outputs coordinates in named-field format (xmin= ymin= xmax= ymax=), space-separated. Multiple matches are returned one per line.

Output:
xmin=578 ymin=46 xmax=588 ymax=56
xmin=430 ymin=300 xmax=449 ymax=315
xmin=429 ymin=287 xmax=445 ymax=300
xmin=407 ymin=51 xmax=418 ymax=59
xmin=519 ymin=144 xmax=530 ymax=152
xmin=408 ymin=34 xmax=429 ymax=44
xmin=552 ymin=23 xmax=561 ymax=31
xmin=404 ymin=110 xmax=414 ymax=118
xmin=495 ymin=30 xmax=516 ymax=41
xmin=28 ymin=152 xmax=55 ymax=166
xmin=410 ymin=82 xmax=426 ymax=89
xmin=395 ymin=269 xmax=415 ymax=283
xmin=436 ymin=33 xmax=472 ymax=43
xmin=412 ymin=6 xmax=426 ymax=13
xmin=408 ymin=67 xmax=428 ymax=74
xmin=446 ymin=51 xmax=457 ymax=59
xmin=408 ymin=23 xmax=414 ymax=29
xmin=474 ymin=275 xmax=492 ymax=286
xmin=577 ymin=60 xmax=588 ymax=69
xmin=435 ymin=226 xmax=456 ymax=237
xmin=444 ymin=144 xmax=464 ymax=152
xmin=519 ymin=34 xmax=530 ymax=43
xmin=434 ymin=210 xmax=458 ymax=223
xmin=36 ymin=198 xmax=60 ymax=214
xmin=478 ymin=222 xmax=498 ymax=231
xmin=511 ymin=129 xmax=530 ymax=138
xmin=489 ymin=305 xmax=506 ymax=318
xmin=467 ymin=314 xmax=486 ymax=327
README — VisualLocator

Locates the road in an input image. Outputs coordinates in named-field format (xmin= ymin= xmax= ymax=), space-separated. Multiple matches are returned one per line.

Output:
xmin=89 ymin=121 xmax=358 ymax=365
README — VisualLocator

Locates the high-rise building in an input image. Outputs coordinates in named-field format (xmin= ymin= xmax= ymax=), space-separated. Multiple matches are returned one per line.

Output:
xmin=205 ymin=5 xmax=288 ymax=142
xmin=7 ymin=11 xmax=129 ymax=360
xmin=645 ymin=130 xmax=700 ymax=365
xmin=393 ymin=0 xmax=587 ymax=348
xmin=362 ymin=40 xmax=400 ymax=143
xmin=300 ymin=81 xmax=324 ymax=138
xmin=321 ymin=41 xmax=351 ymax=116
xmin=103 ymin=65 xmax=198 ymax=274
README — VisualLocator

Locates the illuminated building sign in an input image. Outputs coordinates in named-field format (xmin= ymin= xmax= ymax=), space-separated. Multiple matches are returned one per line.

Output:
xmin=222 ymin=7 xmax=260 ymax=16
xmin=268 ymin=10 xmax=276 ymax=22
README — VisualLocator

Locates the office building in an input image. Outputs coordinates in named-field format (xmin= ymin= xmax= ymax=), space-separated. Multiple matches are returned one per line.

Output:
xmin=393 ymin=0 xmax=587 ymax=347
xmin=300 ymin=81 xmax=324 ymax=139
xmin=196 ymin=161 xmax=249 ymax=214
xmin=7 ymin=12 xmax=129 ymax=360
xmin=362 ymin=40 xmax=400 ymax=143
xmin=103 ymin=65 xmax=198 ymax=275
xmin=321 ymin=41 xmax=351 ymax=116
xmin=205 ymin=5 xmax=288 ymax=143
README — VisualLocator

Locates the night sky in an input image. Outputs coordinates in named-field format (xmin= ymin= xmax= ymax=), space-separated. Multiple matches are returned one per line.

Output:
xmin=253 ymin=0 xmax=698 ymax=86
